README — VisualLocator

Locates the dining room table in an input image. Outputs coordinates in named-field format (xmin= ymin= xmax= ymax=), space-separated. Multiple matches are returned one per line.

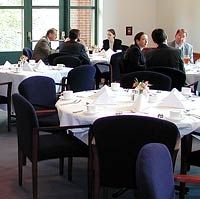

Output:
xmin=185 ymin=62 xmax=200 ymax=85
xmin=55 ymin=85 xmax=200 ymax=141
xmin=0 ymin=62 xmax=73 ymax=111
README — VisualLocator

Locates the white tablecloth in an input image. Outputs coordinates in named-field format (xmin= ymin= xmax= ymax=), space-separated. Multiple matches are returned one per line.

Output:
xmin=0 ymin=65 xmax=72 ymax=111
xmin=185 ymin=63 xmax=200 ymax=84
xmin=56 ymin=88 xmax=200 ymax=138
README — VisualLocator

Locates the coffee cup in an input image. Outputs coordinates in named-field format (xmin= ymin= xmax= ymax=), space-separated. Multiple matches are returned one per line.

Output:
xmin=181 ymin=87 xmax=191 ymax=96
xmin=169 ymin=110 xmax=182 ymax=119
xmin=86 ymin=104 xmax=97 ymax=114
xmin=111 ymin=82 xmax=120 ymax=91
xmin=62 ymin=90 xmax=73 ymax=100
xmin=56 ymin=64 xmax=64 ymax=69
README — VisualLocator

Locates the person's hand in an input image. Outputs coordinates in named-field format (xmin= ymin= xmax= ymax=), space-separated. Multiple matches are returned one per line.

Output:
xmin=64 ymin=37 xmax=70 ymax=42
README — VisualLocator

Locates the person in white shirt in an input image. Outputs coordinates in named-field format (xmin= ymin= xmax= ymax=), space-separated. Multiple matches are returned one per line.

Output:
xmin=168 ymin=28 xmax=193 ymax=63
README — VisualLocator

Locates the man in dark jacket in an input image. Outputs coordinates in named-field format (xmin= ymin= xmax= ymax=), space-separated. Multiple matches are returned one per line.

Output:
xmin=146 ymin=28 xmax=184 ymax=72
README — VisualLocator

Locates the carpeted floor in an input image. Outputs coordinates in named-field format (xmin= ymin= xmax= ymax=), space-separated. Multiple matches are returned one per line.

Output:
xmin=0 ymin=111 xmax=200 ymax=199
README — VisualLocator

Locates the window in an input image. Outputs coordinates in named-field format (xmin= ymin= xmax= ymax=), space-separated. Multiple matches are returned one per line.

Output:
xmin=69 ymin=0 xmax=97 ymax=47
xmin=0 ymin=0 xmax=24 ymax=51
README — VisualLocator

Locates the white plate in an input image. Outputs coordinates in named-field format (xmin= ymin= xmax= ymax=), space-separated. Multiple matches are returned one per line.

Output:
xmin=165 ymin=116 xmax=184 ymax=122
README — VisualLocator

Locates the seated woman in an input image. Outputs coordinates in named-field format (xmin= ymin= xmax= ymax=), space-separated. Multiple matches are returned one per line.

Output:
xmin=102 ymin=29 xmax=122 ymax=52
xmin=123 ymin=32 xmax=148 ymax=73
xmin=59 ymin=29 xmax=90 ymax=64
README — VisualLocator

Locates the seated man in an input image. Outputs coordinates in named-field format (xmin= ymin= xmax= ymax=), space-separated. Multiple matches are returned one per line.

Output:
xmin=168 ymin=28 xmax=193 ymax=63
xmin=32 ymin=28 xmax=57 ymax=63
xmin=146 ymin=28 xmax=184 ymax=72
xmin=59 ymin=29 xmax=90 ymax=65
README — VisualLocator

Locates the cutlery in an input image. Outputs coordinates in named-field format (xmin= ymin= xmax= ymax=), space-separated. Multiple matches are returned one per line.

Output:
xmin=72 ymin=110 xmax=84 ymax=113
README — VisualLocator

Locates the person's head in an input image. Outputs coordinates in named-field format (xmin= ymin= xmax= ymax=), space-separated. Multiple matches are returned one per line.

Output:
xmin=134 ymin=32 xmax=148 ymax=49
xmin=107 ymin=29 xmax=116 ymax=41
xmin=46 ymin=28 xmax=57 ymax=41
xmin=151 ymin=28 xmax=167 ymax=45
xmin=175 ymin=29 xmax=187 ymax=45
xmin=68 ymin=29 xmax=80 ymax=41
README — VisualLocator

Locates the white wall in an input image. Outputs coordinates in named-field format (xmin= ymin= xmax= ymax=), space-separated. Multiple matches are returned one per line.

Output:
xmin=100 ymin=0 xmax=200 ymax=52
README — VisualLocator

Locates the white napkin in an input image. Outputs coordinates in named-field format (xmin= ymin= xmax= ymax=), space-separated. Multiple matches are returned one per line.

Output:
xmin=156 ymin=88 xmax=185 ymax=109
xmin=3 ymin=61 xmax=12 ymax=69
xmin=23 ymin=61 xmax=33 ymax=71
xmin=34 ymin=59 xmax=46 ymax=71
xmin=91 ymin=85 xmax=114 ymax=105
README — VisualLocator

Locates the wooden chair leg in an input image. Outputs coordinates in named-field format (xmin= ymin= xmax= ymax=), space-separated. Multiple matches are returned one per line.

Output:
xmin=59 ymin=157 xmax=64 ymax=175
xmin=68 ymin=157 xmax=73 ymax=181
xmin=18 ymin=149 xmax=23 ymax=186
xmin=32 ymin=161 xmax=38 ymax=199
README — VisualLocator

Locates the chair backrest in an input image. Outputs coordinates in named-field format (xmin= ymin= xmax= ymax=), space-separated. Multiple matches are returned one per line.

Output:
xmin=47 ymin=52 xmax=62 ymax=65
xmin=120 ymin=71 xmax=172 ymax=91
xmin=66 ymin=64 xmax=96 ymax=92
xmin=18 ymin=76 xmax=57 ymax=109
xmin=121 ymin=45 xmax=129 ymax=53
xmin=53 ymin=55 xmax=81 ymax=68
xmin=12 ymin=93 xmax=38 ymax=158
xmin=110 ymin=52 xmax=124 ymax=82
xmin=89 ymin=115 xmax=179 ymax=189
xmin=136 ymin=143 xmax=175 ymax=199
xmin=23 ymin=47 xmax=33 ymax=60
xmin=148 ymin=66 xmax=186 ymax=91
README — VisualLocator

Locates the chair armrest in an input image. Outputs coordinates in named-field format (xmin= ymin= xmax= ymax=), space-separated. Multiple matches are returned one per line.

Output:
xmin=0 ymin=81 xmax=12 ymax=86
xmin=36 ymin=109 xmax=57 ymax=116
xmin=175 ymin=174 xmax=200 ymax=183
xmin=37 ymin=124 xmax=91 ymax=132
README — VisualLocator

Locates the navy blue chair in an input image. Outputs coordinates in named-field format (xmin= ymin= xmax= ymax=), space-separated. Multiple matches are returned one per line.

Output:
xmin=136 ymin=143 xmax=175 ymax=199
xmin=23 ymin=47 xmax=33 ymax=60
xmin=120 ymin=71 xmax=172 ymax=91
xmin=88 ymin=115 xmax=180 ymax=199
xmin=61 ymin=64 xmax=96 ymax=92
xmin=148 ymin=66 xmax=186 ymax=91
xmin=12 ymin=93 xmax=89 ymax=199
xmin=18 ymin=76 xmax=59 ymax=127
xmin=53 ymin=55 xmax=81 ymax=67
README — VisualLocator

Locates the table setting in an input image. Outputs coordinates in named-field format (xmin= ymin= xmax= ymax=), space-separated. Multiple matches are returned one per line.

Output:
xmin=55 ymin=84 xmax=200 ymax=138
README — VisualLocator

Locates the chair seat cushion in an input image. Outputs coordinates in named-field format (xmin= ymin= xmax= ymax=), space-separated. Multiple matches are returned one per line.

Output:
xmin=38 ymin=133 xmax=89 ymax=161
xmin=38 ymin=113 xmax=60 ymax=126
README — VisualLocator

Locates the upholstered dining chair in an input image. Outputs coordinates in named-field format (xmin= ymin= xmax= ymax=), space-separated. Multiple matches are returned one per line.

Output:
xmin=23 ymin=47 xmax=33 ymax=61
xmin=136 ymin=142 xmax=200 ymax=199
xmin=53 ymin=55 xmax=81 ymax=68
xmin=120 ymin=71 xmax=172 ymax=91
xmin=18 ymin=76 xmax=60 ymax=127
xmin=94 ymin=62 xmax=111 ymax=89
xmin=148 ymin=66 xmax=186 ymax=91
xmin=88 ymin=115 xmax=180 ymax=199
xmin=47 ymin=52 xmax=62 ymax=65
xmin=61 ymin=64 xmax=96 ymax=92
xmin=0 ymin=81 xmax=12 ymax=131
xmin=136 ymin=143 xmax=175 ymax=199
xmin=12 ymin=93 xmax=89 ymax=199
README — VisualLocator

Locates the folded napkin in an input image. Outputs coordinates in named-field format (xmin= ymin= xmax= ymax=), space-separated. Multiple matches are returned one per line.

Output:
xmin=23 ymin=61 xmax=33 ymax=71
xmin=105 ymin=49 xmax=115 ymax=61
xmin=34 ymin=59 xmax=47 ymax=71
xmin=91 ymin=85 xmax=114 ymax=105
xmin=3 ymin=61 xmax=12 ymax=68
xmin=156 ymin=88 xmax=185 ymax=109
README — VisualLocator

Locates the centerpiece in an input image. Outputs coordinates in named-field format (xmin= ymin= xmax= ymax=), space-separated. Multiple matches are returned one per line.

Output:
xmin=132 ymin=78 xmax=151 ymax=111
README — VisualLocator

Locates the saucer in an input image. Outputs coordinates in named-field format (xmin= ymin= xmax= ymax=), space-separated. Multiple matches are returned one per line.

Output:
xmin=59 ymin=96 xmax=75 ymax=101
xmin=166 ymin=116 xmax=184 ymax=122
